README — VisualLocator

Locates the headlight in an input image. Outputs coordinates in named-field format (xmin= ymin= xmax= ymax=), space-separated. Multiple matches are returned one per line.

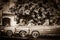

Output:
xmin=1 ymin=30 xmax=4 ymax=32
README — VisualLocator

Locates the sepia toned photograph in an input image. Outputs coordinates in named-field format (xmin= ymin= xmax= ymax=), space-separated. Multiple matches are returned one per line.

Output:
xmin=0 ymin=0 xmax=60 ymax=40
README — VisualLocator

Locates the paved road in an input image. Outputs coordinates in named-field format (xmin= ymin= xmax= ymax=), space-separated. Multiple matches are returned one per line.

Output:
xmin=0 ymin=35 xmax=60 ymax=40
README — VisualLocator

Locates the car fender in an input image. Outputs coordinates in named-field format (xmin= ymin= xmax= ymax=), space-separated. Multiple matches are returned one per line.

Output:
xmin=4 ymin=27 xmax=16 ymax=34
xmin=15 ymin=27 xmax=29 ymax=34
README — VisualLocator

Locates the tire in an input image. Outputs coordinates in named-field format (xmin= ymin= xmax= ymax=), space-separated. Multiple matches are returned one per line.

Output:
xmin=32 ymin=31 xmax=40 ymax=38
xmin=19 ymin=30 xmax=27 ymax=37
xmin=7 ymin=30 xmax=13 ymax=37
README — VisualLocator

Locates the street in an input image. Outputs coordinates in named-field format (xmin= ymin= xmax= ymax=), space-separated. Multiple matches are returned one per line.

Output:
xmin=0 ymin=35 xmax=60 ymax=40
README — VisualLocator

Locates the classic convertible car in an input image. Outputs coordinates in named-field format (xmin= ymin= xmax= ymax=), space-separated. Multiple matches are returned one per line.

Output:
xmin=1 ymin=24 xmax=60 ymax=38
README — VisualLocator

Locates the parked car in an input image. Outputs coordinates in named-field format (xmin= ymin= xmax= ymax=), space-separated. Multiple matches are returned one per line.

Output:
xmin=1 ymin=24 xmax=60 ymax=38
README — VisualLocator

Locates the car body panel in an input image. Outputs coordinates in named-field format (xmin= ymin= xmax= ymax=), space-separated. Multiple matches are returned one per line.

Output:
xmin=3 ymin=25 xmax=60 ymax=36
xmin=4 ymin=26 xmax=17 ymax=34
xmin=29 ymin=25 xmax=60 ymax=35
xmin=15 ymin=26 xmax=29 ymax=34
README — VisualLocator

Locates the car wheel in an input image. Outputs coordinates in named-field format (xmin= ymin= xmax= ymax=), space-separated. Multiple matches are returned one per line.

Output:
xmin=7 ymin=30 xmax=13 ymax=37
xmin=32 ymin=31 xmax=39 ymax=38
xmin=19 ymin=31 xmax=27 ymax=37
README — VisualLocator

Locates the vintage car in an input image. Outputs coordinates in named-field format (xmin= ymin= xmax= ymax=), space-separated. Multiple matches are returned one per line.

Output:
xmin=1 ymin=24 xmax=60 ymax=38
